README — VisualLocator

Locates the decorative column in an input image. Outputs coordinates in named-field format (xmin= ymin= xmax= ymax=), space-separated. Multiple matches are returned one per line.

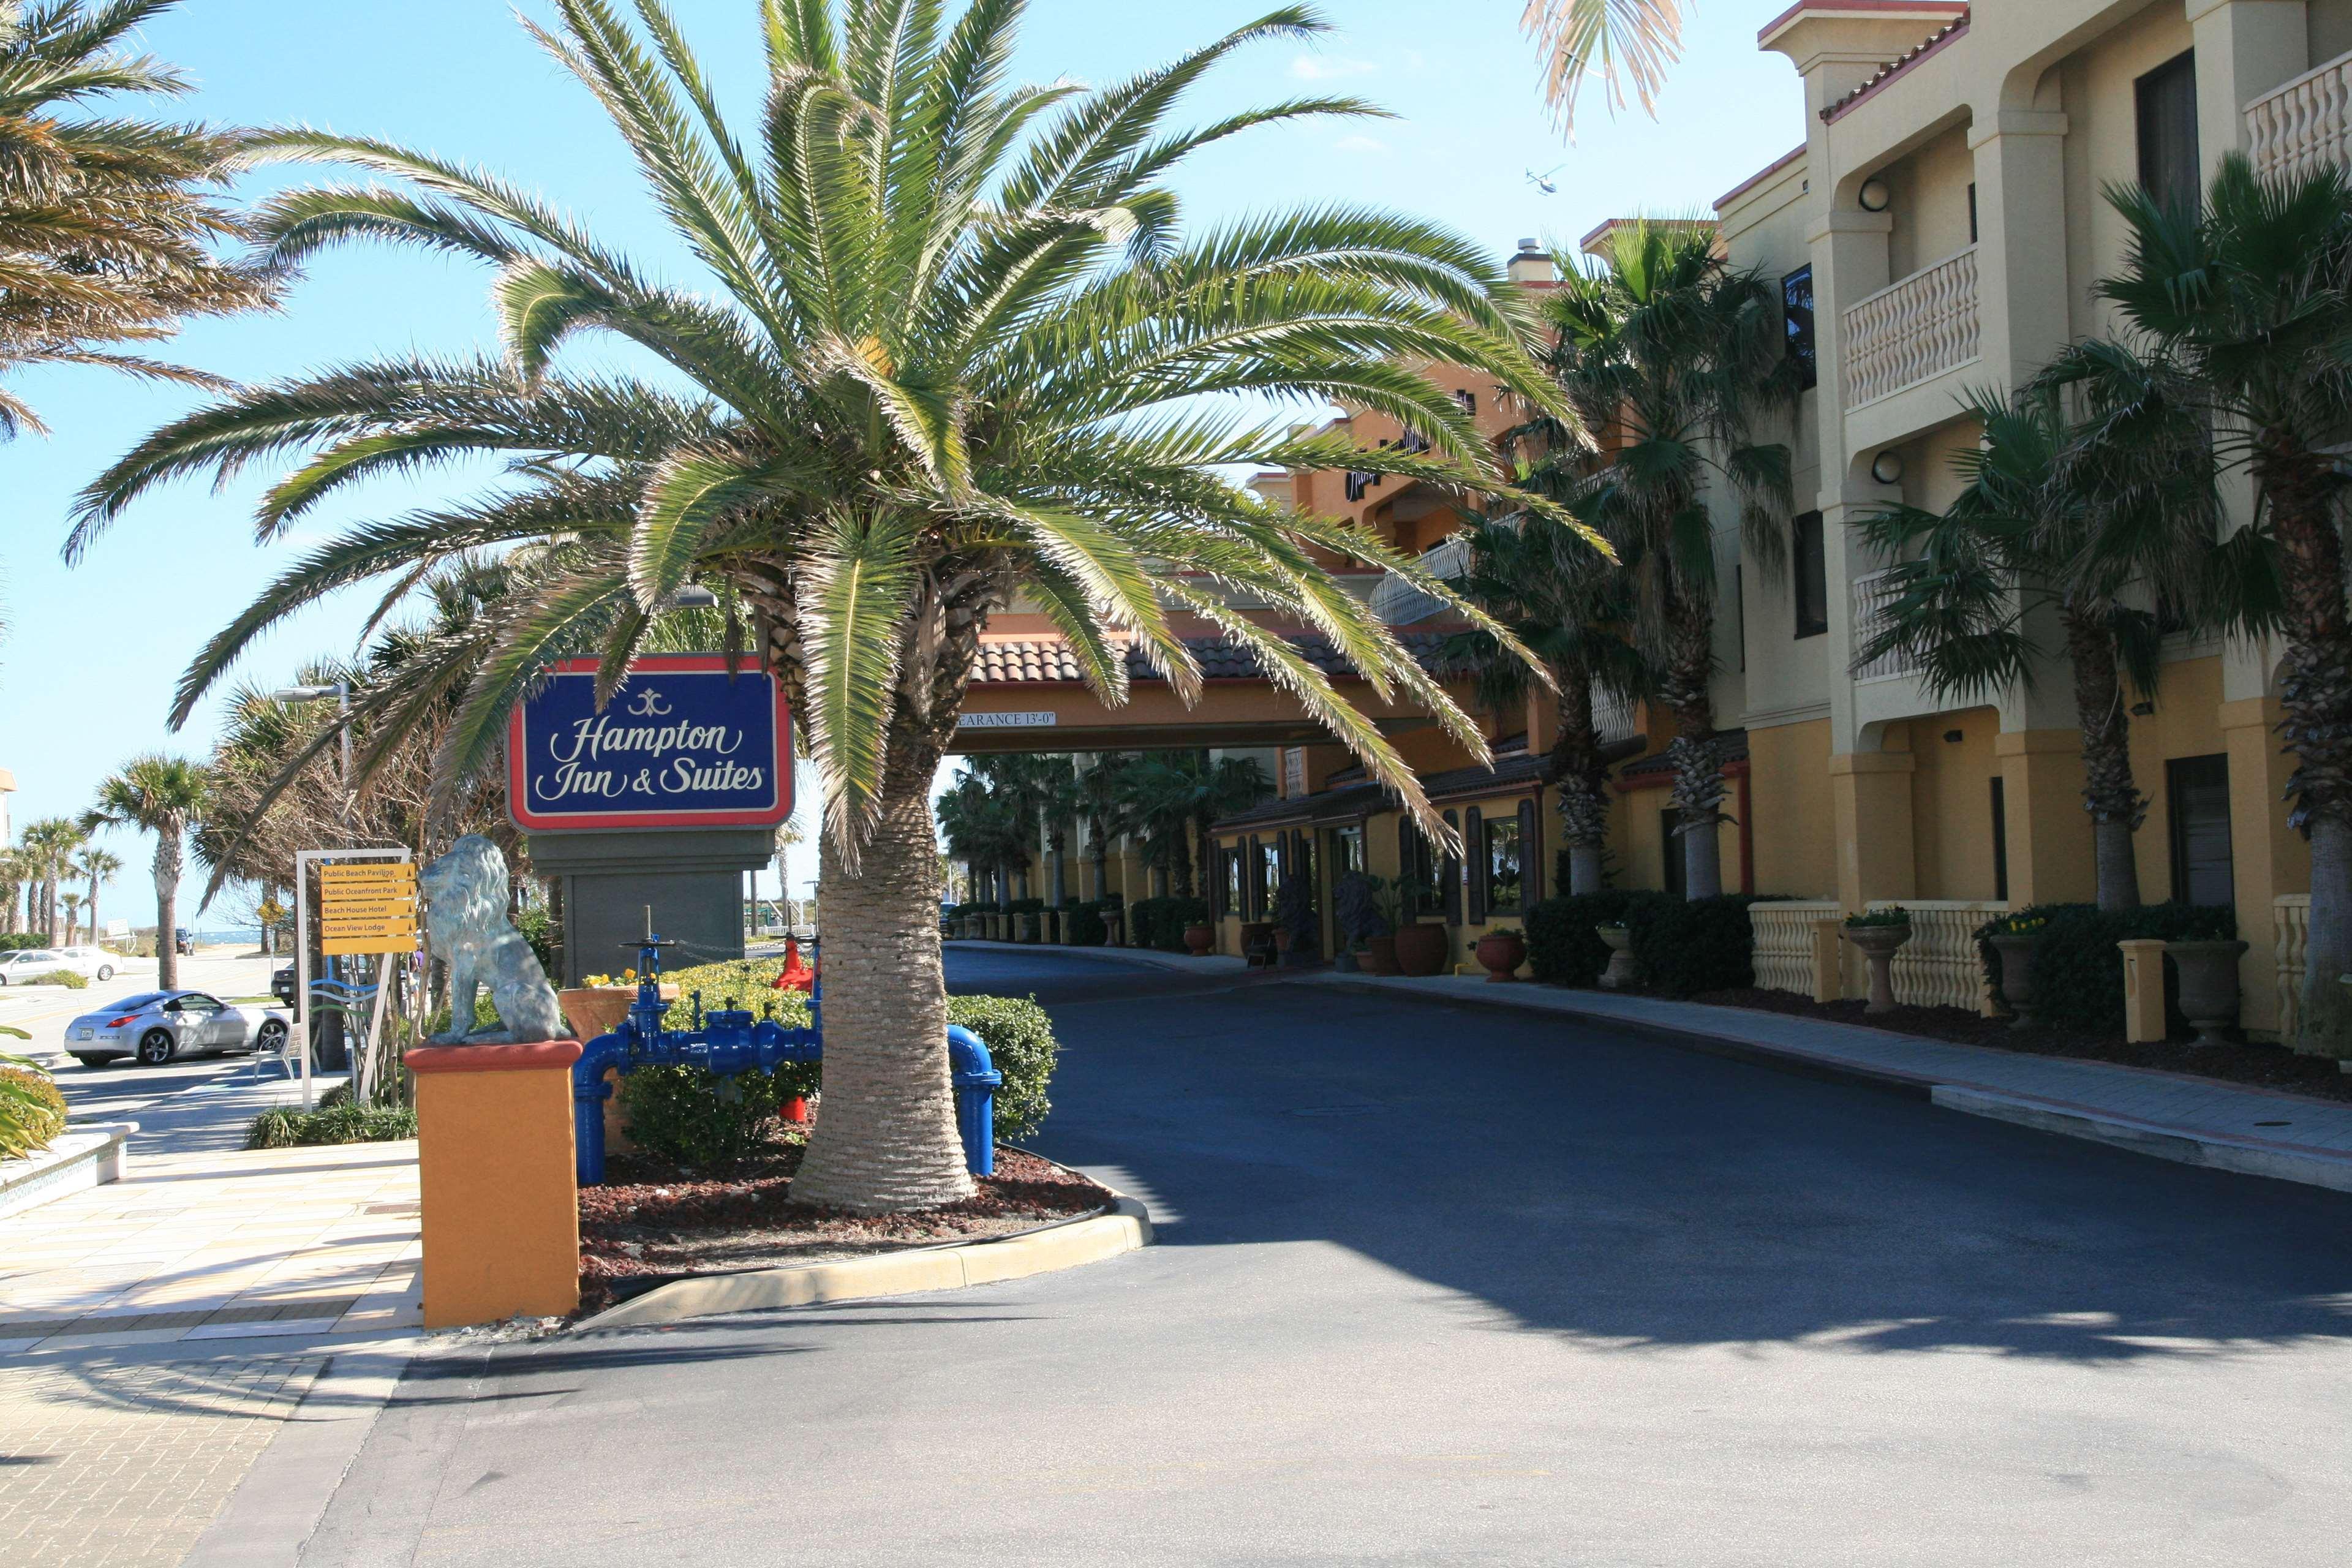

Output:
xmin=1969 ymin=108 xmax=2072 ymax=392
xmin=2223 ymin=696 xmax=2310 ymax=1039
xmin=1994 ymin=729 xmax=2097 ymax=908
xmin=410 ymin=1041 xmax=582 ymax=1329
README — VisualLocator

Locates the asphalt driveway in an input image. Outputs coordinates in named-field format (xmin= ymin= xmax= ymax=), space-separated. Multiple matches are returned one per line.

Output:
xmin=304 ymin=947 xmax=2352 ymax=1566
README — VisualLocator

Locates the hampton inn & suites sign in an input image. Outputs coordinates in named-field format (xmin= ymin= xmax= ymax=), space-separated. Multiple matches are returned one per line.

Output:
xmin=507 ymin=656 xmax=793 ymax=831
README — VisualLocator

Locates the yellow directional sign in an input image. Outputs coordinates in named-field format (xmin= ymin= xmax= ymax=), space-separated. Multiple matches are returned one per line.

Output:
xmin=320 ymin=867 xmax=415 ymax=888
xmin=322 ymin=914 xmax=416 ymax=932
xmin=323 ymin=934 xmax=419 ymax=956
xmin=318 ymin=896 xmax=417 ymax=918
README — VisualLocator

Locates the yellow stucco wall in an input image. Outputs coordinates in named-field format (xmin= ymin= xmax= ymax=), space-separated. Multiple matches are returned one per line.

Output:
xmin=1747 ymin=718 xmax=1834 ymax=897
xmin=1909 ymin=708 xmax=2002 ymax=902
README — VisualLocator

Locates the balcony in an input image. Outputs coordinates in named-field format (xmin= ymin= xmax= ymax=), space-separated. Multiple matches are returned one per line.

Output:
xmin=2247 ymin=50 xmax=2352 ymax=183
xmin=1840 ymin=246 xmax=1980 ymax=409
xmin=1368 ymin=535 xmax=1472 ymax=626
xmin=1850 ymin=567 xmax=1917 ymax=680
xmin=1593 ymin=687 xmax=1636 ymax=746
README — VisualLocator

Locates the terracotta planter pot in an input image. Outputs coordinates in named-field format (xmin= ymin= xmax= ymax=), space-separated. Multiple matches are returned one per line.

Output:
xmin=1239 ymin=920 xmax=1276 ymax=968
xmin=2166 ymin=938 xmax=2250 ymax=1047
xmin=1843 ymin=923 xmax=1912 ymax=1014
xmin=1474 ymin=932 xmax=1526 ymax=982
xmin=1392 ymin=921 xmax=1447 ymax=978
xmin=1596 ymin=925 xmax=1637 ymax=990
xmin=1183 ymin=922 xmax=1214 ymax=956
xmin=1988 ymin=933 xmax=2040 ymax=1028
xmin=1365 ymin=934 xmax=1400 ymax=976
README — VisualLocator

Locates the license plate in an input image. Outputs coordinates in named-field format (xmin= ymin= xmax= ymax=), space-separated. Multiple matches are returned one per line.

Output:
xmin=75 ymin=1027 xmax=93 ymax=1040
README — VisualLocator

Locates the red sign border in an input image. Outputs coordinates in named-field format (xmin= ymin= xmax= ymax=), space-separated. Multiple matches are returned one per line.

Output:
xmin=507 ymin=655 xmax=794 ymax=832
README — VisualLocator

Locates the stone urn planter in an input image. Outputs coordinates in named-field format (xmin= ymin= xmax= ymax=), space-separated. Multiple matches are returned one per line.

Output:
xmin=1596 ymin=924 xmax=1637 ymax=990
xmin=2166 ymin=938 xmax=2250 ymax=1047
xmin=1988 ymin=933 xmax=2040 ymax=1028
xmin=1842 ymin=920 xmax=1912 ymax=1014
xmin=1365 ymin=933 xmax=1400 ymax=976
xmin=1016 ymin=912 xmax=1039 ymax=943
xmin=1183 ymin=922 xmax=1214 ymax=956
xmin=1392 ymin=920 xmax=1448 ymax=978
xmin=1474 ymin=929 xmax=1526 ymax=983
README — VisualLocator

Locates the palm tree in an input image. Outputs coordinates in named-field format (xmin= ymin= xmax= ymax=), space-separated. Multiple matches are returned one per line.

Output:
xmin=58 ymin=890 xmax=79 ymax=944
xmin=0 ymin=846 xmax=26 ymax=933
xmin=1445 ymin=508 xmax=1646 ymax=894
xmin=2043 ymin=156 xmax=2351 ymax=1049
xmin=1850 ymin=386 xmax=2230 ymax=911
xmin=1120 ymin=751 xmax=1271 ymax=898
xmin=1520 ymin=0 xmax=1683 ymax=135
xmin=80 ymin=755 xmax=207 ymax=990
xmin=1074 ymin=752 xmax=1142 ymax=900
xmin=75 ymin=843 xmax=121 ymax=946
xmin=1544 ymin=223 xmax=1795 ymax=899
xmin=17 ymin=816 xmax=81 ymax=938
xmin=0 ymin=0 xmax=271 ymax=437
xmin=935 ymin=770 xmax=1020 ymax=910
xmin=70 ymin=1 xmax=1581 ymax=1212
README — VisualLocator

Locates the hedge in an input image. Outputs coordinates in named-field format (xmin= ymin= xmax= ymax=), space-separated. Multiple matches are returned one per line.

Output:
xmin=608 ymin=954 xmax=1062 ymax=1166
xmin=1527 ymin=892 xmax=1779 ymax=996
xmin=1065 ymin=902 xmax=1109 ymax=946
xmin=1128 ymin=895 xmax=1209 ymax=952
xmin=247 ymin=1102 xmax=418 ymax=1149
xmin=0 ymin=933 xmax=51 ymax=952
xmin=1974 ymin=902 xmax=2235 ymax=1037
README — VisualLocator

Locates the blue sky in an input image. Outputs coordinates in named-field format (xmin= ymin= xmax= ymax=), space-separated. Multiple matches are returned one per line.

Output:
xmin=0 ymin=0 xmax=1806 ymax=925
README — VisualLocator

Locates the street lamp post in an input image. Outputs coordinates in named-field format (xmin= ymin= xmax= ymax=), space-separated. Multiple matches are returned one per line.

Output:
xmin=271 ymin=681 xmax=355 ymax=1088
xmin=271 ymin=682 xmax=351 ymax=782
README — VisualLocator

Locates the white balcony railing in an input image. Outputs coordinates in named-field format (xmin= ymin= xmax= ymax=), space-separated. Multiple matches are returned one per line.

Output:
xmin=2275 ymin=893 xmax=2311 ymax=1041
xmin=1592 ymin=687 xmax=1636 ymax=746
xmin=2248 ymin=51 xmax=2352 ymax=184
xmin=1850 ymin=568 xmax=1917 ymax=681
xmin=1368 ymin=535 xmax=1471 ymax=626
xmin=1841 ymin=246 xmax=1980 ymax=409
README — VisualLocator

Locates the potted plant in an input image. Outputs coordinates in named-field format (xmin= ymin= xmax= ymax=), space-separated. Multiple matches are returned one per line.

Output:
xmin=1595 ymin=922 xmax=1637 ymax=989
xmin=2165 ymin=937 xmax=2250 ymax=1046
xmin=1389 ymin=876 xmax=1447 ymax=977
xmin=1364 ymin=878 xmax=1408 ymax=975
xmin=1273 ymin=872 xmax=1320 ymax=966
xmin=1842 ymin=907 xmax=1912 ymax=1015
xmin=1985 ymin=912 xmax=2045 ymax=1028
xmin=1183 ymin=918 xmax=1215 ymax=956
xmin=1333 ymin=871 xmax=1387 ymax=974
xmin=1475 ymin=926 xmax=1527 ymax=982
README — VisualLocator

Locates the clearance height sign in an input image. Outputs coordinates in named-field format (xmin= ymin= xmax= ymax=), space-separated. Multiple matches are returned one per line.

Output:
xmin=507 ymin=655 xmax=794 ymax=832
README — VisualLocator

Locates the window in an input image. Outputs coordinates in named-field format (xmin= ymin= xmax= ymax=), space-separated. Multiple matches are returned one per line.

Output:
xmin=1259 ymin=839 xmax=1280 ymax=916
xmin=1333 ymin=824 xmax=1364 ymax=875
xmin=1990 ymin=777 xmax=2009 ymax=903
xmin=2136 ymin=51 xmax=2200 ymax=220
xmin=1781 ymin=265 xmax=1816 ymax=390
xmin=1661 ymin=809 xmax=1686 ymax=900
xmin=1344 ymin=470 xmax=1372 ymax=503
xmin=1441 ymin=809 xmax=1463 ymax=925
xmin=2167 ymin=755 xmax=2234 ymax=907
xmin=1736 ymin=565 xmax=1747 ymax=671
xmin=1793 ymin=511 xmax=1828 ymax=639
xmin=1967 ymin=182 xmax=1978 ymax=244
xmin=1485 ymin=812 xmax=1523 ymax=913
xmin=1452 ymin=389 xmax=1476 ymax=416
xmin=1398 ymin=428 xmax=1430 ymax=455
xmin=1224 ymin=849 xmax=1244 ymax=916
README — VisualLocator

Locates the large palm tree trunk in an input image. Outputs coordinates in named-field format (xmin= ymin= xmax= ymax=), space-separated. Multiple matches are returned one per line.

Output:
xmin=791 ymin=762 xmax=977 ymax=1213
xmin=1548 ymin=661 xmax=1611 ymax=895
xmin=1659 ymin=595 xmax=1725 ymax=900
xmin=2066 ymin=608 xmax=2144 ymax=911
xmin=154 ymin=824 xmax=184 ymax=992
xmin=2267 ymin=443 xmax=2352 ymax=1057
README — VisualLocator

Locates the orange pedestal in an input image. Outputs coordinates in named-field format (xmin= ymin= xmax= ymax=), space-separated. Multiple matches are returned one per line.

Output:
xmin=409 ymin=1039 xmax=582 ymax=1328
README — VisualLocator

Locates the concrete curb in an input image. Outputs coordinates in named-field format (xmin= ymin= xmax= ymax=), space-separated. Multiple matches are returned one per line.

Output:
xmin=572 ymin=1194 xmax=1153 ymax=1332
xmin=1317 ymin=978 xmax=2352 ymax=1196
xmin=0 ymin=1121 xmax=138 ymax=1221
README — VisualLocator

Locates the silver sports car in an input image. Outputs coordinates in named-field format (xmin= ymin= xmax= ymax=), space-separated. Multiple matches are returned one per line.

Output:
xmin=64 ymin=990 xmax=293 ymax=1068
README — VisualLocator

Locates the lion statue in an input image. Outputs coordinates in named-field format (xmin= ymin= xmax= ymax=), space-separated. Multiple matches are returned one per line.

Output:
xmin=420 ymin=835 xmax=564 ymax=1044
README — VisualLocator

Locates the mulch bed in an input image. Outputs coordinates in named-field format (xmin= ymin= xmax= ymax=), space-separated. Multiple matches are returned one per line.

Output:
xmin=1678 ymin=986 xmax=2352 ymax=1104
xmin=577 ymin=1125 xmax=1113 ymax=1314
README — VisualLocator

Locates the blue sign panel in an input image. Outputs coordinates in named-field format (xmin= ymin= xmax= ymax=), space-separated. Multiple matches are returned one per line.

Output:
xmin=507 ymin=656 xmax=793 ymax=831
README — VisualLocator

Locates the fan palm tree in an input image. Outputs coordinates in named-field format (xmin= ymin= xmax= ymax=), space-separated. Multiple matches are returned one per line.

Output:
xmin=1444 ymin=508 xmax=1646 ymax=895
xmin=935 ymin=769 xmax=1022 ymax=910
xmin=1120 ymin=750 xmax=1271 ymax=898
xmin=69 ymin=1 xmax=1584 ymax=1212
xmin=80 ymin=755 xmax=206 ymax=990
xmin=74 ymin=843 xmax=121 ymax=944
xmin=1520 ymin=0 xmax=1684 ymax=135
xmin=2043 ymin=155 xmax=2351 ymax=1049
xmin=1850 ymin=386 xmax=2235 ymax=911
xmin=1073 ymin=751 xmax=1141 ymax=900
xmin=0 ymin=846 xmax=27 ymax=933
xmin=16 ymin=816 xmax=81 ymax=938
xmin=1543 ymin=223 xmax=1794 ymax=899
xmin=57 ymin=889 xmax=79 ymax=944
xmin=0 ymin=0 xmax=271 ymax=437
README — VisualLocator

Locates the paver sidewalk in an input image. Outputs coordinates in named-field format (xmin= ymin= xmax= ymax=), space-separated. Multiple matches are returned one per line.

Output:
xmin=1309 ymin=973 xmax=2352 ymax=1193
xmin=0 ymin=1139 xmax=422 ymax=1352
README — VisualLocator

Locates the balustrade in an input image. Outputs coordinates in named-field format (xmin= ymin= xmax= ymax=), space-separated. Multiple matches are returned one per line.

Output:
xmin=2248 ymin=52 xmax=2352 ymax=184
xmin=1841 ymin=246 xmax=1980 ymax=409
xmin=1751 ymin=900 xmax=1838 ymax=997
xmin=2275 ymin=893 xmax=2312 ymax=1042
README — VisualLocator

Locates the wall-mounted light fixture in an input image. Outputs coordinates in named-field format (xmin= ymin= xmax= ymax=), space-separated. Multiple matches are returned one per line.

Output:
xmin=1858 ymin=176 xmax=1891 ymax=213
xmin=1942 ymin=729 xmax=1964 ymax=745
xmin=1869 ymin=449 xmax=1904 ymax=485
xmin=2130 ymin=701 xmax=2155 ymax=717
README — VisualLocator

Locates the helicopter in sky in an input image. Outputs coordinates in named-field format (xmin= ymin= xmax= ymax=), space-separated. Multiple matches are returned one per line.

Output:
xmin=1525 ymin=164 xmax=1565 ymax=195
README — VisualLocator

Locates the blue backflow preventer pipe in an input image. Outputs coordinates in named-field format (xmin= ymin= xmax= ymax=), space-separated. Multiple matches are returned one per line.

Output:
xmin=570 ymin=914 xmax=1000 ymax=1186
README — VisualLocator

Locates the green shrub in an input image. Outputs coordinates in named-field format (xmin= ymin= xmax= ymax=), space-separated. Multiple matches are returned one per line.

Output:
xmin=605 ymin=954 xmax=1061 ymax=1155
xmin=28 ymin=969 xmax=87 ymax=989
xmin=1005 ymin=896 xmax=1047 ymax=915
xmin=1526 ymin=891 xmax=1640 ymax=985
xmin=1066 ymin=902 xmax=1109 ymax=946
xmin=948 ymin=993 xmax=1058 ymax=1140
xmin=515 ymin=902 xmax=560 ymax=979
xmin=1128 ymin=895 xmax=1210 ymax=952
xmin=1 ymin=1060 xmax=68 ymax=1159
xmin=246 ymin=1102 xmax=418 ymax=1149
xmin=1625 ymin=894 xmax=1781 ymax=997
xmin=1973 ymin=902 xmax=2234 ymax=1036
xmin=0 ymin=933 xmax=50 ymax=952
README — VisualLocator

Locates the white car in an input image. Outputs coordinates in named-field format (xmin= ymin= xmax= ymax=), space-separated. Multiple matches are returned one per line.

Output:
xmin=0 ymin=946 xmax=123 ymax=984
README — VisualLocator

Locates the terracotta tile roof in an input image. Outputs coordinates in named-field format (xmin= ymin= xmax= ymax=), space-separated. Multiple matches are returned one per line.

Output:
xmin=1212 ymin=782 xmax=1392 ymax=834
xmin=1822 ymin=12 xmax=1969 ymax=123
xmin=970 ymin=631 xmax=1460 ymax=686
